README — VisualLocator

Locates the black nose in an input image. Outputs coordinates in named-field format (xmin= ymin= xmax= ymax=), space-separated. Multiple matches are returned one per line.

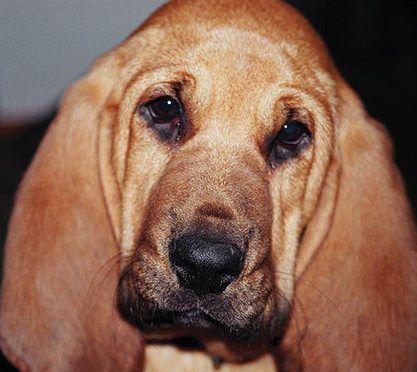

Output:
xmin=169 ymin=234 xmax=243 ymax=294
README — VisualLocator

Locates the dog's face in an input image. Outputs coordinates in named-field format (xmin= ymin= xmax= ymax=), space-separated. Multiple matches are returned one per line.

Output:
xmin=110 ymin=0 xmax=338 ymax=360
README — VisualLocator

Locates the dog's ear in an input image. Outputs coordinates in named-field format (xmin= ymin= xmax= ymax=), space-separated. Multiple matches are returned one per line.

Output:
xmin=283 ymin=83 xmax=417 ymax=370
xmin=0 ymin=54 xmax=143 ymax=371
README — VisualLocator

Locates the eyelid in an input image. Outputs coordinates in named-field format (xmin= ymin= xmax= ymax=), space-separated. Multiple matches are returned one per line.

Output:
xmin=135 ymin=83 xmax=179 ymax=111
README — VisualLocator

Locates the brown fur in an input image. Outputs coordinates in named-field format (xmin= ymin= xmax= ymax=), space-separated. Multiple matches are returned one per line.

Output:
xmin=1 ymin=0 xmax=417 ymax=370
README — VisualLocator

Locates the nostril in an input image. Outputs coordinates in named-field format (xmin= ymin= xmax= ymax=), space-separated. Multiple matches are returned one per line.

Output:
xmin=169 ymin=234 xmax=243 ymax=294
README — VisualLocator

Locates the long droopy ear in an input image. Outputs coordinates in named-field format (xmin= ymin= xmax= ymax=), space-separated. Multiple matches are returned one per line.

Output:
xmin=281 ymin=83 xmax=417 ymax=370
xmin=0 ymin=53 xmax=142 ymax=370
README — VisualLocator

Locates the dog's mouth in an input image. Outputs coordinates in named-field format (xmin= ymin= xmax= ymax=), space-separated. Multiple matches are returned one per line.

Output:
xmin=117 ymin=262 xmax=287 ymax=357
xmin=128 ymin=306 xmax=251 ymax=340
xmin=117 ymin=229 xmax=287 ymax=360
xmin=138 ymin=308 xmax=227 ymax=336
xmin=148 ymin=308 xmax=220 ymax=329
xmin=118 ymin=292 xmax=286 ymax=361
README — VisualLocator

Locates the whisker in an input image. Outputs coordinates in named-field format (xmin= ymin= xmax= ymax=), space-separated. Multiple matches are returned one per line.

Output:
xmin=272 ymin=269 xmax=339 ymax=312
xmin=81 ymin=249 xmax=136 ymax=315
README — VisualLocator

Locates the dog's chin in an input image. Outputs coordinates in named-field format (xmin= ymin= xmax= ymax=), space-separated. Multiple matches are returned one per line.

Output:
xmin=117 ymin=291 xmax=287 ymax=362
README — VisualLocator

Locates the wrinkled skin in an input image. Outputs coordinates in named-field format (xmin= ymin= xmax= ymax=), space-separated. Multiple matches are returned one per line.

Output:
xmin=114 ymin=0 xmax=336 ymax=361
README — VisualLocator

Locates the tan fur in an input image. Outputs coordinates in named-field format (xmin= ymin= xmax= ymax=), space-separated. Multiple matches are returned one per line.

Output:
xmin=1 ymin=0 xmax=417 ymax=371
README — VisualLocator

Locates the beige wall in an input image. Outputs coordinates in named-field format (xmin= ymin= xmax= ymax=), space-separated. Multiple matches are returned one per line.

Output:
xmin=0 ymin=0 xmax=166 ymax=117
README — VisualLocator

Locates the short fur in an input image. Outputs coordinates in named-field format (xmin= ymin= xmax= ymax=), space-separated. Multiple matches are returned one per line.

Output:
xmin=1 ymin=0 xmax=417 ymax=371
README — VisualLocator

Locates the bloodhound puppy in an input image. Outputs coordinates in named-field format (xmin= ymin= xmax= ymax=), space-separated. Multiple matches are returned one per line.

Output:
xmin=1 ymin=0 xmax=417 ymax=370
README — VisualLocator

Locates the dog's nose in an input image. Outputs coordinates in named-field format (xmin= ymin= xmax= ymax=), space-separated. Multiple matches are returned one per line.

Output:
xmin=169 ymin=234 xmax=243 ymax=294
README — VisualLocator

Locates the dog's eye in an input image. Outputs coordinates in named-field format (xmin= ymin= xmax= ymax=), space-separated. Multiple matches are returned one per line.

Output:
xmin=140 ymin=95 xmax=184 ymax=143
xmin=269 ymin=120 xmax=311 ymax=166
xmin=149 ymin=96 xmax=181 ymax=123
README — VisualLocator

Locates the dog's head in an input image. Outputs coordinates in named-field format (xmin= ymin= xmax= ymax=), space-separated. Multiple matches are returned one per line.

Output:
xmin=103 ymin=0 xmax=338 ymax=360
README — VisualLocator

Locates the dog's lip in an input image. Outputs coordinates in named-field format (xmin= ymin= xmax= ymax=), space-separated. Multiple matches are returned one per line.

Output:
xmin=139 ymin=306 xmax=277 ymax=343
xmin=139 ymin=306 xmax=284 ymax=354
xmin=172 ymin=308 xmax=219 ymax=328
xmin=140 ymin=307 xmax=220 ymax=330
xmin=137 ymin=305 xmax=246 ymax=341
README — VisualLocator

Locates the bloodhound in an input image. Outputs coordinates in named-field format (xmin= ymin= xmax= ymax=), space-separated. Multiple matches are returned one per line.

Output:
xmin=1 ymin=0 xmax=417 ymax=371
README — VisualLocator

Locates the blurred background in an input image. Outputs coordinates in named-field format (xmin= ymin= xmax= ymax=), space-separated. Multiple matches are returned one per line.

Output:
xmin=0 ymin=0 xmax=416 ymax=369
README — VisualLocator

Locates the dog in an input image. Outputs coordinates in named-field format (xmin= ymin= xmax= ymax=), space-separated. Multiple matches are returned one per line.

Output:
xmin=1 ymin=0 xmax=417 ymax=370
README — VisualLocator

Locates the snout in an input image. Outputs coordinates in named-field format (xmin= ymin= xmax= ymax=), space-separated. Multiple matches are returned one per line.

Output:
xmin=169 ymin=233 xmax=244 ymax=294
xmin=117 ymin=147 xmax=280 ymax=349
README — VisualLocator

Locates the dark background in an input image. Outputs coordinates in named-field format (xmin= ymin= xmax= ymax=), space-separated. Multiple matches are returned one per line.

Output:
xmin=0 ymin=0 xmax=416 ymax=369
xmin=290 ymin=0 xmax=417 ymax=212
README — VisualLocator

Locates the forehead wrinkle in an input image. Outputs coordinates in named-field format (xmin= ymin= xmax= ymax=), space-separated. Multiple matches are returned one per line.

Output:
xmin=182 ymin=27 xmax=297 ymax=83
xmin=178 ymin=39 xmax=296 ymax=128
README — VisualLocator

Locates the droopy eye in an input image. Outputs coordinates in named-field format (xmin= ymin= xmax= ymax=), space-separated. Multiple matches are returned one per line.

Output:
xmin=269 ymin=120 xmax=312 ymax=166
xmin=140 ymin=95 xmax=184 ymax=143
